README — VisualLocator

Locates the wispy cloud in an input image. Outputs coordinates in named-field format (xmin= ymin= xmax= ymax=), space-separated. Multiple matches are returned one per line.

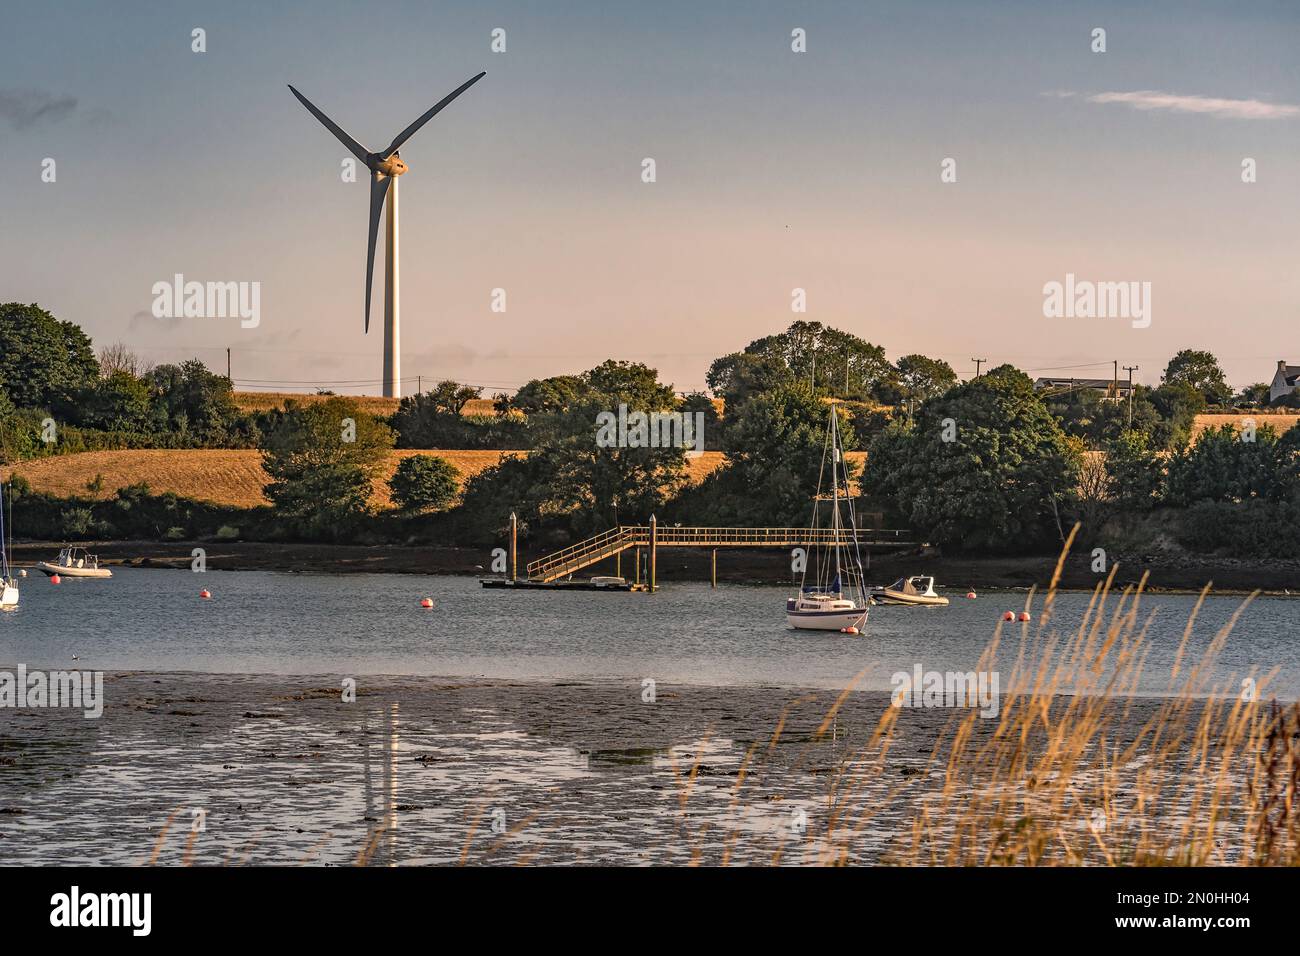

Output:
xmin=1049 ymin=89 xmax=1300 ymax=120
xmin=0 ymin=88 xmax=78 ymax=129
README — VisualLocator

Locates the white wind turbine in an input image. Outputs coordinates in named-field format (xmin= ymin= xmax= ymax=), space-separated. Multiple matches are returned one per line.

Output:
xmin=289 ymin=72 xmax=486 ymax=398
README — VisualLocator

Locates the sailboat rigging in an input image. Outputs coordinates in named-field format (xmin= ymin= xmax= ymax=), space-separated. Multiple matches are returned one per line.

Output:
xmin=785 ymin=404 xmax=869 ymax=633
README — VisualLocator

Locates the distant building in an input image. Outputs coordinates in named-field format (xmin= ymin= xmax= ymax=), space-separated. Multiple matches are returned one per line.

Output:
xmin=1032 ymin=377 xmax=1134 ymax=401
xmin=1269 ymin=360 xmax=1300 ymax=403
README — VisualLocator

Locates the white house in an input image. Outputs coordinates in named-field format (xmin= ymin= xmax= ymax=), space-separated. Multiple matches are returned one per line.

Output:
xmin=1270 ymin=360 xmax=1300 ymax=403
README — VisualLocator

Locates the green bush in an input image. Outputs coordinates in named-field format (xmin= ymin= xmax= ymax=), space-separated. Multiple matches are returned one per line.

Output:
xmin=388 ymin=455 xmax=461 ymax=512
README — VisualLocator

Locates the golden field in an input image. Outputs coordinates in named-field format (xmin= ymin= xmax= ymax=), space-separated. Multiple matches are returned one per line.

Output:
xmin=1190 ymin=411 xmax=1300 ymax=439
xmin=1 ymin=449 xmax=737 ymax=510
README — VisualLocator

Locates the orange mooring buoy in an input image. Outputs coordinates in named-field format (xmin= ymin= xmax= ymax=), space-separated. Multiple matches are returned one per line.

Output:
xmin=840 ymin=626 xmax=859 ymax=635
xmin=1018 ymin=611 xmax=1031 ymax=622
xmin=1002 ymin=611 xmax=1015 ymax=621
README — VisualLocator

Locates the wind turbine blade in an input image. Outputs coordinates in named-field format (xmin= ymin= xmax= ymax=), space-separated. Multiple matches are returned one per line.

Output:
xmin=288 ymin=85 xmax=372 ymax=165
xmin=364 ymin=173 xmax=392 ymax=333
xmin=380 ymin=71 xmax=485 ymax=159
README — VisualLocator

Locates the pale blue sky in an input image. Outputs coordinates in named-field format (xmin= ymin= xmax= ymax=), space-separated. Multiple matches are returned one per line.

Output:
xmin=2 ymin=0 xmax=1297 ymax=394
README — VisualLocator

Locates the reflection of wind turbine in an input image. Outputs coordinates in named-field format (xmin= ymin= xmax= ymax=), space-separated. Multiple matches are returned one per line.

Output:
xmin=288 ymin=73 xmax=486 ymax=398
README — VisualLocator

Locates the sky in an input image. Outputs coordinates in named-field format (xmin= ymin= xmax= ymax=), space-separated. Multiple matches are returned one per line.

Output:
xmin=1 ymin=0 xmax=1297 ymax=396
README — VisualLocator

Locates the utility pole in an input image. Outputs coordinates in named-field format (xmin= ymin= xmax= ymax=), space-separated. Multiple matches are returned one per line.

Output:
xmin=417 ymin=375 xmax=422 ymax=394
xmin=972 ymin=358 xmax=987 ymax=379
xmin=1112 ymin=359 xmax=1118 ymax=400
xmin=1123 ymin=365 xmax=1139 ymax=427
xmin=226 ymin=348 xmax=231 ymax=381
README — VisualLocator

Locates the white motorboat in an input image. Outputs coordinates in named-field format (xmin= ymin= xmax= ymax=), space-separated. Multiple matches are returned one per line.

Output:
xmin=869 ymin=575 xmax=950 ymax=607
xmin=1 ymin=482 xmax=18 ymax=609
xmin=36 ymin=546 xmax=113 ymax=579
xmin=786 ymin=405 xmax=869 ymax=634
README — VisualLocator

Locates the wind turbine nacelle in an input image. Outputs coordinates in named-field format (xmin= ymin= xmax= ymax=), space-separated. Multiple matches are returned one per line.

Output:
xmin=372 ymin=153 xmax=408 ymax=177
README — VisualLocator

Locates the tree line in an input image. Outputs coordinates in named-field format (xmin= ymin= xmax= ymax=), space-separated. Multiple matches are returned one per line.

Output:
xmin=3 ymin=303 xmax=1297 ymax=559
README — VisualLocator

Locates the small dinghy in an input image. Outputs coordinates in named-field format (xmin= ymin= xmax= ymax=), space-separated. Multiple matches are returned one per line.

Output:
xmin=786 ymin=405 xmax=869 ymax=634
xmin=869 ymin=575 xmax=949 ymax=607
xmin=36 ymin=546 xmax=113 ymax=579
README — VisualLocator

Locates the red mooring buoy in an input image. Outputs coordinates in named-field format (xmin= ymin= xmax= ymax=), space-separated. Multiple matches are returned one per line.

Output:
xmin=1018 ymin=611 xmax=1031 ymax=622
xmin=420 ymin=598 xmax=434 ymax=609
xmin=1002 ymin=611 xmax=1015 ymax=621
xmin=966 ymin=591 xmax=977 ymax=600
xmin=50 ymin=574 xmax=61 ymax=585
xmin=200 ymin=589 xmax=211 ymax=600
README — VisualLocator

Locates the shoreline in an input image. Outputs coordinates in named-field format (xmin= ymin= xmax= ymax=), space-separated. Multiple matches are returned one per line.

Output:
xmin=11 ymin=538 xmax=1300 ymax=595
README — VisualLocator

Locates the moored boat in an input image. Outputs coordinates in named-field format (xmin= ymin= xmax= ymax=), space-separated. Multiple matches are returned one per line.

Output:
xmin=36 ymin=546 xmax=113 ymax=579
xmin=869 ymin=575 xmax=950 ymax=607
xmin=786 ymin=405 xmax=869 ymax=634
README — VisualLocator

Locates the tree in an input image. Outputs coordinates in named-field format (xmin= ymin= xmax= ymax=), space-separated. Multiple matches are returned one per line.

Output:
xmin=458 ymin=361 xmax=687 ymax=538
xmin=392 ymin=381 xmax=482 ymax=448
xmin=1148 ymin=382 xmax=1206 ymax=449
xmin=509 ymin=375 xmax=590 ymax=416
xmin=260 ymin=397 xmax=395 ymax=537
xmin=678 ymin=392 xmax=722 ymax=451
xmin=0 ymin=302 xmax=99 ymax=411
xmin=97 ymin=342 xmax=149 ymax=379
xmin=864 ymin=365 xmax=1079 ymax=551
xmin=82 ymin=371 xmax=153 ymax=432
xmin=1237 ymin=383 xmax=1271 ymax=407
xmin=1162 ymin=349 xmax=1231 ymax=406
xmin=894 ymin=354 xmax=958 ymax=413
xmin=1104 ymin=429 xmax=1163 ymax=512
xmin=388 ymin=455 xmax=460 ymax=512
xmin=1165 ymin=423 xmax=1285 ymax=506
xmin=148 ymin=359 xmax=243 ymax=444
xmin=707 ymin=321 xmax=893 ymax=405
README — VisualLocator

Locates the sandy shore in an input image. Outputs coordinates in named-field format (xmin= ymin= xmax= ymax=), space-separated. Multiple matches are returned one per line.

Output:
xmin=0 ymin=671 xmax=1187 ymax=866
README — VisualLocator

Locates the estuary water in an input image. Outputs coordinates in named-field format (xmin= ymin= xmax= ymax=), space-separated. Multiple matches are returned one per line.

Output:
xmin=0 ymin=569 xmax=1296 ymax=698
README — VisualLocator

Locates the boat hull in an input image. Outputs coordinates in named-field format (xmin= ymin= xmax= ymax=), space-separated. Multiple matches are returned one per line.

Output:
xmin=36 ymin=562 xmax=112 ymax=578
xmin=870 ymin=590 xmax=949 ymax=607
xmin=0 ymin=584 xmax=17 ymax=608
xmin=786 ymin=607 xmax=869 ymax=631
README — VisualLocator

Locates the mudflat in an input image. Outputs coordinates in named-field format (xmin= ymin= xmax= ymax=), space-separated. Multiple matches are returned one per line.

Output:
xmin=0 ymin=672 xmax=1195 ymax=866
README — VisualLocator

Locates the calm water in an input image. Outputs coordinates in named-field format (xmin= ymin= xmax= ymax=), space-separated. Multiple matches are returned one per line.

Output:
xmin=0 ymin=568 xmax=1296 ymax=697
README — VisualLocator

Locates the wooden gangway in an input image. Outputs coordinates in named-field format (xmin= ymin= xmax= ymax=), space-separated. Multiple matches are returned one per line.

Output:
xmin=525 ymin=523 xmax=914 ymax=584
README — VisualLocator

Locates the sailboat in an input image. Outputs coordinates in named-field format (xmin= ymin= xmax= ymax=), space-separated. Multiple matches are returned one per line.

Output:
xmin=1 ymin=482 xmax=18 ymax=609
xmin=786 ymin=405 xmax=869 ymax=633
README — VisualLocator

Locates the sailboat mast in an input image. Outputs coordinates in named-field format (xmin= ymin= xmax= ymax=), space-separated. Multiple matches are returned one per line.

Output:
xmin=830 ymin=408 xmax=841 ymax=591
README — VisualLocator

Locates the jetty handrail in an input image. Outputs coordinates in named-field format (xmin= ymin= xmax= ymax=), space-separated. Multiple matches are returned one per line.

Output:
xmin=524 ymin=524 xmax=915 ymax=582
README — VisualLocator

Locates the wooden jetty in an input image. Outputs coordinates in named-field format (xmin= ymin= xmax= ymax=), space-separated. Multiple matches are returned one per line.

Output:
xmin=481 ymin=513 xmax=914 ymax=591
